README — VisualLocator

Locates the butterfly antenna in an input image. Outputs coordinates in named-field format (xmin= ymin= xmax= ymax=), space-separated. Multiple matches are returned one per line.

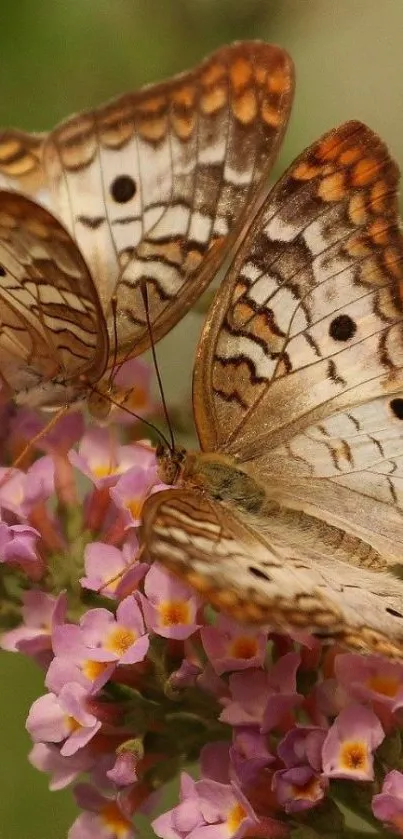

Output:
xmin=90 ymin=384 xmax=173 ymax=451
xmin=140 ymin=279 xmax=175 ymax=453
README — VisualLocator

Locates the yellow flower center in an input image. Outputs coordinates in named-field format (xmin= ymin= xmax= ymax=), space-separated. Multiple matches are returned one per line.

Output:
xmin=101 ymin=801 xmax=133 ymax=838
xmin=226 ymin=802 xmax=247 ymax=835
xmin=93 ymin=461 xmax=117 ymax=478
xmin=367 ymin=674 xmax=400 ymax=697
xmin=66 ymin=716 xmax=82 ymax=734
xmin=82 ymin=659 xmax=110 ymax=681
xmin=291 ymin=776 xmax=322 ymax=802
xmin=126 ymin=497 xmax=143 ymax=519
xmin=159 ymin=600 xmax=190 ymax=626
xmin=106 ymin=627 xmax=137 ymax=656
xmin=339 ymin=740 xmax=369 ymax=772
xmin=229 ymin=637 xmax=258 ymax=659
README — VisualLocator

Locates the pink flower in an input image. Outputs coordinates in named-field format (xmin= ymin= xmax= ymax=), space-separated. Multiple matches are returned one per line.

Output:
xmin=220 ymin=653 xmax=302 ymax=731
xmin=69 ymin=428 xmax=143 ymax=489
xmin=1 ymin=591 xmax=67 ymax=668
xmin=81 ymin=538 xmax=148 ymax=600
xmin=47 ymin=624 xmax=115 ymax=694
xmin=277 ymin=726 xmax=327 ymax=772
xmin=373 ymin=770 xmax=403 ymax=835
xmin=141 ymin=565 xmax=201 ymax=640
xmin=335 ymin=653 xmax=403 ymax=712
xmin=29 ymin=742 xmax=94 ymax=790
xmin=230 ymin=728 xmax=274 ymax=786
xmin=153 ymin=772 xmax=258 ymax=839
xmin=322 ymin=703 xmax=384 ymax=781
xmin=79 ymin=596 xmax=149 ymax=666
xmin=272 ymin=766 xmax=328 ymax=814
xmin=201 ymin=616 xmax=267 ymax=675
xmin=0 ymin=521 xmax=42 ymax=577
xmin=70 ymin=783 xmax=135 ymax=839
xmin=110 ymin=453 xmax=158 ymax=527
xmin=26 ymin=682 xmax=101 ymax=757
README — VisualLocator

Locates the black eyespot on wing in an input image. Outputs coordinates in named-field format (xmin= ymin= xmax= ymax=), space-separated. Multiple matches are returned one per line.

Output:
xmin=386 ymin=606 xmax=403 ymax=619
xmin=329 ymin=314 xmax=357 ymax=342
xmin=110 ymin=175 xmax=136 ymax=203
xmin=249 ymin=566 xmax=272 ymax=582
xmin=0 ymin=265 xmax=6 ymax=277
xmin=390 ymin=398 xmax=403 ymax=420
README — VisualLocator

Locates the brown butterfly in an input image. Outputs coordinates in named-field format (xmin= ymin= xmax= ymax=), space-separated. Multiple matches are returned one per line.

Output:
xmin=142 ymin=120 xmax=403 ymax=659
xmin=0 ymin=41 xmax=293 ymax=416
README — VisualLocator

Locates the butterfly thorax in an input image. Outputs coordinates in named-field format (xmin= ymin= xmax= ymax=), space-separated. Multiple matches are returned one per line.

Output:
xmin=157 ymin=446 xmax=267 ymax=516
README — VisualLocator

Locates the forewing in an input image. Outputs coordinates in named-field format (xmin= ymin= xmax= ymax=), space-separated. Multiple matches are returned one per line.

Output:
xmin=41 ymin=41 xmax=294 ymax=359
xmin=142 ymin=487 xmax=403 ymax=658
xmin=194 ymin=121 xmax=403 ymax=456
xmin=0 ymin=191 xmax=108 ymax=403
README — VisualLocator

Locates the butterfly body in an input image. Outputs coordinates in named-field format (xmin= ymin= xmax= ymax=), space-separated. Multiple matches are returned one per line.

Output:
xmin=142 ymin=120 xmax=403 ymax=659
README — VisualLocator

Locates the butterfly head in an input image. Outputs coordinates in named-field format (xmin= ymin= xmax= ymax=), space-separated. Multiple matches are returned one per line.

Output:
xmin=155 ymin=442 xmax=187 ymax=485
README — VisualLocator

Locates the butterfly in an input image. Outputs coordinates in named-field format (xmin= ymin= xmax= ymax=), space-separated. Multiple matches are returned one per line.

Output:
xmin=0 ymin=41 xmax=293 ymax=417
xmin=141 ymin=120 xmax=403 ymax=660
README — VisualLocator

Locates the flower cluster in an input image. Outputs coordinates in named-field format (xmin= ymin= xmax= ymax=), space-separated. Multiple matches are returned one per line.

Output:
xmin=1 ymin=387 xmax=403 ymax=837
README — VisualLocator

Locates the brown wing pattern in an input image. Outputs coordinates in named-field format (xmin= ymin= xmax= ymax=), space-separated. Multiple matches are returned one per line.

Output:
xmin=142 ymin=487 xmax=403 ymax=659
xmin=42 ymin=41 xmax=294 ymax=360
xmin=0 ymin=130 xmax=45 ymax=194
xmin=194 ymin=121 xmax=403 ymax=457
xmin=0 ymin=191 xmax=108 ymax=407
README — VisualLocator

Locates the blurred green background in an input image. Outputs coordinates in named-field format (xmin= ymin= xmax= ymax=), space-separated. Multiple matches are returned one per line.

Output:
xmin=1 ymin=1 xmax=402 ymax=836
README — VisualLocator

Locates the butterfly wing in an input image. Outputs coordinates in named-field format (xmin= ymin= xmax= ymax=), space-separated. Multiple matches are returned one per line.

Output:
xmin=40 ymin=42 xmax=294 ymax=359
xmin=142 ymin=486 xmax=403 ymax=658
xmin=194 ymin=121 xmax=403 ymax=452
xmin=0 ymin=130 xmax=46 ymax=194
xmin=0 ymin=191 xmax=108 ymax=408
xmin=193 ymin=120 xmax=403 ymax=563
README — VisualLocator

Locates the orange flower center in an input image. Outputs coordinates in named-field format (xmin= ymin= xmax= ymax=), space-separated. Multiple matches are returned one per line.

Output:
xmin=367 ymin=674 xmax=400 ymax=697
xmin=229 ymin=637 xmax=258 ymax=659
xmin=291 ymin=776 xmax=322 ymax=801
xmin=126 ymin=497 xmax=143 ymax=519
xmin=101 ymin=801 xmax=133 ymax=838
xmin=339 ymin=740 xmax=369 ymax=772
xmin=226 ymin=802 xmax=247 ymax=835
xmin=159 ymin=600 xmax=190 ymax=626
xmin=82 ymin=659 xmax=110 ymax=681
xmin=106 ymin=627 xmax=137 ymax=656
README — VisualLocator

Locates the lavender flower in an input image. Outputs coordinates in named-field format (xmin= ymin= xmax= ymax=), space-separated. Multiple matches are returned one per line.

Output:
xmin=2 ymin=398 xmax=403 ymax=838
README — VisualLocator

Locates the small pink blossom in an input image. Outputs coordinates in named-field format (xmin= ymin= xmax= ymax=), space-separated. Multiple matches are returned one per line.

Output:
xmin=277 ymin=726 xmax=327 ymax=772
xmin=141 ymin=565 xmax=201 ymax=640
xmin=70 ymin=783 xmax=135 ymax=839
xmin=81 ymin=538 xmax=148 ymax=600
xmin=272 ymin=766 xmax=328 ymax=814
xmin=335 ymin=653 xmax=403 ymax=712
xmin=220 ymin=653 xmax=302 ymax=731
xmin=201 ymin=616 xmax=267 ymax=675
xmin=79 ymin=597 xmax=149 ymax=666
xmin=0 ymin=521 xmax=42 ymax=577
xmin=27 ymin=682 xmax=101 ymax=756
xmin=1 ymin=591 xmax=66 ymax=668
xmin=322 ymin=703 xmax=384 ymax=781
xmin=153 ymin=772 xmax=258 ymax=839
xmin=47 ymin=624 xmax=115 ymax=694
xmin=373 ymin=770 xmax=403 ymax=835
xmin=69 ymin=428 xmax=143 ymax=489
xmin=110 ymin=452 xmax=158 ymax=527
xmin=29 ymin=742 xmax=94 ymax=790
